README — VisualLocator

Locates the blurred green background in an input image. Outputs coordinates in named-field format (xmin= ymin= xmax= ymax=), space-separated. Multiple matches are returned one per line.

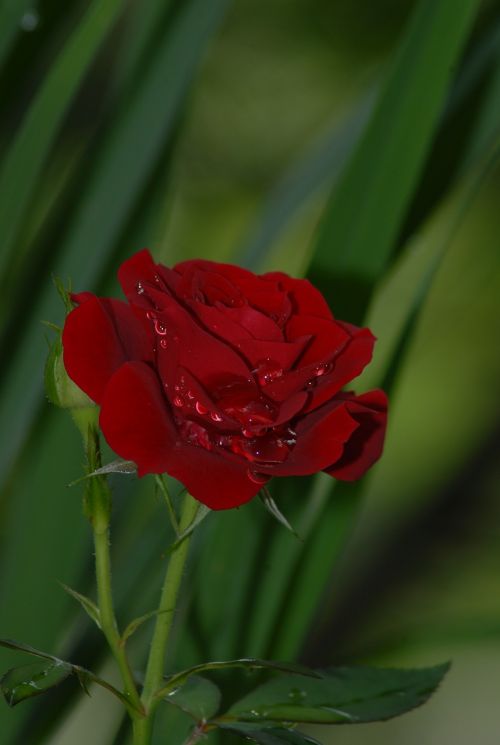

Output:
xmin=1 ymin=0 xmax=500 ymax=743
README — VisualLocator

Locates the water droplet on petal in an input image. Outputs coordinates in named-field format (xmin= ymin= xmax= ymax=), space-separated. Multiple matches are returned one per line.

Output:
xmin=146 ymin=310 xmax=157 ymax=320
xmin=242 ymin=428 xmax=254 ymax=438
xmin=159 ymin=338 xmax=167 ymax=349
xmin=195 ymin=401 xmax=208 ymax=415
xmin=154 ymin=319 xmax=167 ymax=335
xmin=247 ymin=469 xmax=268 ymax=485
xmin=179 ymin=420 xmax=212 ymax=450
xmin=173 ymin=396 xmax=183 ymax=407
xmin=255 ymin=358 xmax=284 ymax=386
xmin=314 ymin=362 xmax=331 ymax=377
xmin=210 ymin=412 xmax=223 ymax=422
xmin=136 ymin=282 xmax=145 ymax=295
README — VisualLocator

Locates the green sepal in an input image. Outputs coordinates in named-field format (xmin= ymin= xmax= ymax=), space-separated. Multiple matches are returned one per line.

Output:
xmin=52 ymin=276 xmax=74 ymax=315
xmin=121 ymin=609 xmax=170 ymax=646
xmin=44 ymin=337 xmax=94 ymax=411
xmin=60 ymin=583 xmax=101 ymax=629
xmin=259 ymin=488 xmax=300 ymax=539
xmin=69 ymin=459 xmax=137 ymax=487
xmin=166 ymin=502 xmax=211 ymax=552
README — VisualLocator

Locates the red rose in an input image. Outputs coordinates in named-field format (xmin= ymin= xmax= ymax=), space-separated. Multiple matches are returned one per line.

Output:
xmin=62 ymin=250 xmax=387 ymax=509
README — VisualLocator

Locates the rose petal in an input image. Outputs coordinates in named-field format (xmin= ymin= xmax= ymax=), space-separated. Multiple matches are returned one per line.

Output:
xmin=286 ymin=314 xmax=350 ymax=366
xmin=236 ymin=337 xmax=311 ymax=372
xmin=263 ymin=272 xmax=333 ymax=319
xmin=118 ymin=248 xmax=159 ymax=302
xmin=304 ymin=324 xmax=376 ymax=412
xmin=177 ymin=265 xmax=244 ymax=307
xmin=221 ymin=305 xmax=283 ymax=341
xmin=236 ymin=280 xmax=293 ymax=326
xmin=62 ymin=295 xmax=153 ymax=404
xmin=167 ymin=366 xmax=239 ymax=430
xmin=326 ymin=389 xmax=388 ymax=480
xmin=99 ymin=362 xmax=177 ymax=476
xmin=155 ymin=294 xmax=254 ymax=390
xmin=273 ymin=391 xmax=309 ymax=426
xmin=188 ymin=302 xmax=254 ymax=345
xmin=167 ymin=444 xmax=264 ymax=509
xmin=258 ymin=399 xmax=359 ymax=476
xmin=174 ymin=258 xmax=255 ymax=285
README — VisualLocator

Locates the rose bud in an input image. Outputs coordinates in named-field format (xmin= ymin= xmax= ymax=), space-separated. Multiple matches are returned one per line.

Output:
xmin=45 ymin=337 xmax=94 ymax=411
xmin=62 ymin=250 xmax=388 ymax=509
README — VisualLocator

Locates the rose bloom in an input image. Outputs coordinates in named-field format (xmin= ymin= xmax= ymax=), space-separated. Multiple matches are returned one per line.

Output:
xmin=62 ymin=250 xmax=387 ymax=509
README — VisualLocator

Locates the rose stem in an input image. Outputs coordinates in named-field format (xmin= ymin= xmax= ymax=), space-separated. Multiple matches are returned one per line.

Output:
xmin=78 ymin=417 xmax=143 ymax=721
xmin=93 ymin=519 xmax=144 ymax=719
xmin=133 ymin=491 xmax=200 ymax=744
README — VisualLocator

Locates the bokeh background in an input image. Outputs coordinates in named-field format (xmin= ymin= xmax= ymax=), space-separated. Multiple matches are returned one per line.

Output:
xmin=1 ymin=0 xmax=500 ymax=743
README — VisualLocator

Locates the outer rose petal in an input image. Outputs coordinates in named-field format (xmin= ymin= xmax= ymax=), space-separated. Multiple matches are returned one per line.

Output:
xmin=165 ymin=444 xmax=263 ymax=510
xmin=118 ymin=248 xmax=158 ymax=302
xmin=174 ymin=258 xmax=255 ymax=285
xmin=286 ymin=314 xmax=350 ymax=366
xmin=263 ymin=272 xmax=333 ymax=320
xmin=326 ymin=389 xmax=388 ymax=480
xmin=258 ymin=399 xmax=359 ymax=477
xmin=62 ymin=295 xmax=153 ymax=404
xmin=100 ymin=362 xmax=176 ymax=476
xmin=304 ymin=325 xmax=376 ymax=413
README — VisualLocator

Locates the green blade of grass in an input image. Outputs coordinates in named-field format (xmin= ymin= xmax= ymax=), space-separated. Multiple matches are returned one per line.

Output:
xmin=237 ymin=89 xmax=377 ymax=271
xmin=460 ymin=35 xmax=500 ymax=173
xmin=0 ymin=0 xmax=126 ymax=285
xmin=239 ymin=0 xmax=480 ymax=660
xmin=271 ymin=140 xmax=500 ymax=661
xmin=0 ymin=0 xmax=231 ymax=482
xmin=308 ymin=0 xmax=480 ymax=322
xmin=0 ymin=0 xmax=39 ymax=69
xmin=237 ymin=12 xmax=500 ymax=278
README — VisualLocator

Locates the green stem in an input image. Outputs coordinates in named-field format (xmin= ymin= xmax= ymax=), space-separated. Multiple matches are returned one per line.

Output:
xmin=140 ymin=492 xmax=200 ymax=723
xmin=93 ymin=525 xmax=144 ymax=717
xmin=132 ymin=716 xmax=153 ymax=745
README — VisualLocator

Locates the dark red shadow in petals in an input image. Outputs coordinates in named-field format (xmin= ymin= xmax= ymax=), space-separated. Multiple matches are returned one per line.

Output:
xmin=222 ymin=305 xmax=283 ymax=341
xmin=62 ymin=295 xmax=152 ymax=404
xmin=99 ymin=362 xmax=176 ymax=477
xmin=273 ymin=391 xmax=309 ymax=426
xmin=236 ymin=337 xmax=310 ymax=373
xmin=259 ymin=399 xmax=359 ymax=477
xmin=236 ymin=280 xmax=292 ymax=325
xmin=263 ymin=272 xmax=333 ymax=320
xmin=188 ymin=302 xmax=254 ymax=345
xmin=326 ymin=389 xmax=388 ymax=481
xmin=167 ymin=443 xmax=263 ymax=509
